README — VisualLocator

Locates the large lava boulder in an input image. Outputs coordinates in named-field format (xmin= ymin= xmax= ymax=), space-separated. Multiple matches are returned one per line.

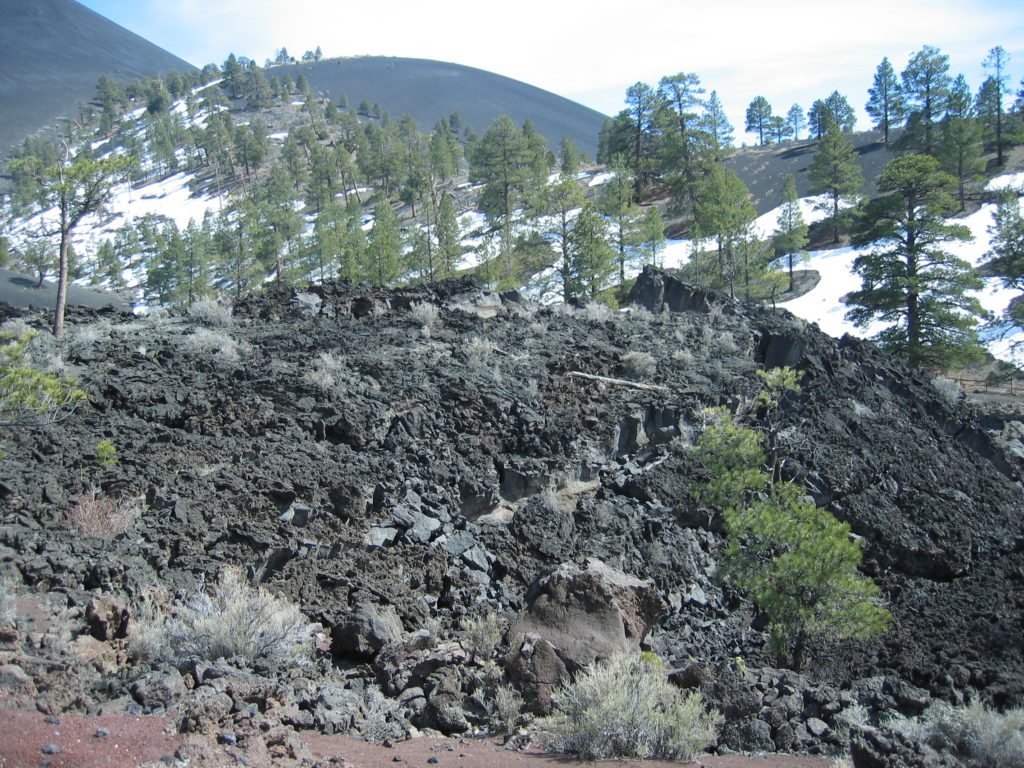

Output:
xmin=504 ymin=558 xmax=666 ymax=712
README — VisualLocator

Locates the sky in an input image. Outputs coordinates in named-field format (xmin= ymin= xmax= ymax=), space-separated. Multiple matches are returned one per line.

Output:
xmin=80 ymin=0 xmax=1024 ymax=145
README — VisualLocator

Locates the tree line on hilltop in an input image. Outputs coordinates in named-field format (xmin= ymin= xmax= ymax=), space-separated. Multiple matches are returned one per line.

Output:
xmin=1 ymin=45 xmax=1023 ymax=371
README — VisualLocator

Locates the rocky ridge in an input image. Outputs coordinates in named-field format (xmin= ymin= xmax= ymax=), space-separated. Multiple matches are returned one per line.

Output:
xmin=0 ymin=267 xmax=1021 ymax=766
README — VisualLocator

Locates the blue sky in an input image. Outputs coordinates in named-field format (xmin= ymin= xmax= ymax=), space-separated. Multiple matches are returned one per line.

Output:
xmin=80 ymin=0 xmax=1024 ymax=145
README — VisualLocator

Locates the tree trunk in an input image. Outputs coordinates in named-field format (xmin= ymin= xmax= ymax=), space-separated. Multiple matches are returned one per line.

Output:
xmin=53 ymin=228 xmax=71 ymax=338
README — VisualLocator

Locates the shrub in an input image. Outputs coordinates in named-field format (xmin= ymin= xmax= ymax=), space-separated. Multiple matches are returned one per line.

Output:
xmin=622 ymin=350 xmax=657 ymax=378
xmin=0 ymin=577 xmax=16 ymax=626
xmin=463 ymin=336 xmax=496 ymax=370
xmin=545 ymin=651 xmax=719 ymax=760
xmin=409 ymin=301 xmax=440 ymax=329
xmin=94 ymin=439 xmax=118 ymax=468
xmin=922 ymin=701 xmax=1024 ymax=767
xmin=361 ymin=683 xmax=393 ymax=743
xmin=493 ymin=684 xmax=524 ymax=734
xmin=65 ymin=489 xmax=142 ymax=539
xmin=931 ymin=375 xmax=962 ymax=405
xmin=128 ymin=568 xmax=315 ymax=668
xmin=1 ymin=331 xmax=85 ymax=426
xmin=188 ymin=297 xmax=234 ymax=328
xmin=461 ymin=613 xmax=504 ymax=662
xmin=580 ymin=301 xmax=612 ymax=323
xmin=182 ymin=328 xmax=247 ymax=362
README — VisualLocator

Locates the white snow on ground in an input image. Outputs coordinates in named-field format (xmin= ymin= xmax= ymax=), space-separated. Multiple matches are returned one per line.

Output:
xmin=986 ymin=172 xmax=1024 ymax=191
xmin=103 ymin=172 xmax=219 ymax=230
xmin=588 ymin=172 xmax=615 ymax=187
xmin=269 ymin=132 xmax=289 ymax=141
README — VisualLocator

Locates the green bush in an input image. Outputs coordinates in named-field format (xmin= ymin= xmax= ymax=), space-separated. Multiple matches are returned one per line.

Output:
xmin=1 ymin=331 xmax=85 ymax=426
xmin=694 ymin=367 xmax=890 ymax=670
xmin=545 ymin=651 xmax=719 ymax=760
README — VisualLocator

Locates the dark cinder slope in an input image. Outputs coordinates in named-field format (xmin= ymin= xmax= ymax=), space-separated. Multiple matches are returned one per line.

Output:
xmin=0 ymin=267 xmax=130 ymax=312
xmin=0 ymin=0 xmax=196 ymax=161
xmin=725 ymin=129 xmax=900 ymax=216
xmin=277 ymin=57 xmax=607 ymax=157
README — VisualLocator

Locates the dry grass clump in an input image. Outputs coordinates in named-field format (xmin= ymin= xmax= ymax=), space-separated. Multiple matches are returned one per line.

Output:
xmin=409 ymin=301 xmax=440 ymax=329
xmin=129 ymin=568 xmax=315 ymax=669
xmin=463 ymin=336 xmax=497 ymax=370
xmin=188 ymin=297 xmax=234 ymax=328
xmin=493 ymin=683 xmax=525 ymax=734
xmin=884 ymin=700 xmax=1024 ymax=767
xmin=622 ymin=350 xmax=657 ymax=378
xmin=0 ymin=577 xmax=16 ymax=626
xmin=544 ymin=651 xmax=719 ymax=760
xmin=182 ymin=328 xmax=248 ymax=362
xmin=580 ymin=302 xmax=613 ymax=323
xmin=460 ymin=613 xmax=504 ymax=662
xmin=65 ymin=489 xmax=142 ymax=539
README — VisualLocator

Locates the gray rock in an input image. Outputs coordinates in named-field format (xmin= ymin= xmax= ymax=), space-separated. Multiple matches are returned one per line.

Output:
xmin=461 ymin=545 xmax=491 ymax=572
xmin=334 ymin=602 xmax=404 ymax=660
xmin=806 ymin=717 xmax=830 ymax=738
xmin=720 ymin=717 xmax=774 ymax=752
xmin=130 ymin=670 xmax=186 ymax=710
xmin=365 ymin=526 xmax=399 ymax=548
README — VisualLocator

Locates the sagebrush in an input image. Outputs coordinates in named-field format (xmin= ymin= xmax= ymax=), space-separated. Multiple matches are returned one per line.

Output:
xmin=545 ymin=651 xmax=719 ymax=760
xmin=129 ymin=568 xmax=315 ymax=668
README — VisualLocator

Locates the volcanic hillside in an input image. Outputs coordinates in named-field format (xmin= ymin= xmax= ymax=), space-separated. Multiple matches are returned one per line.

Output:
xmin=723 ymin=130 xmax=900 ymax=216
xmin=0 ymin=0 xmax=196 ymax=163
xmin=0 ymin=270 xmax=1021 ymax=765
xmin=277 ymin=57 xmax=607 ymax=158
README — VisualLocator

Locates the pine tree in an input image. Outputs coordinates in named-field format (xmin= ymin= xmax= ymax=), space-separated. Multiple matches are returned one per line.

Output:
xmin=979 ymin=46 xmax=1011 ymax=165
xmin=808 ymin=124 xmax=863 ymax=243
xmin=938 ymin=75 xmax=983 ymax=210
xmin=546 ymin=175 xmax=588 ymax=302
xmin=980 ymin=189 xmax=1024 ymax=335
xmin=569 ymin=204 xmax=615 ymax=301
xmin=692 ymin=164 xmax=756 ymax=296
xmin=766 ymin=115 xmax=791 ymax=143
xmin=435 ymin=190 xmax=461 ymax=279
xmin=823 ymin=91 xmax=856 ymax=132
xmin=429 ymin=119 xmax=461 ymax=184
xmin=8 ymin=142 xmax=133 ymax=337
xmin=365 ymin=202 xmax=403 ymax=286
xmin=470 ymin=115 xmax=540 ymax=272
xmin=866 ymin=57 xmax=906 ymax=144
xmin=847 ymin=154 xmax=985 ymax=369
xmin=773 ymin=174 xmax=809 ymax=291
xmin=638 ymin=205 xmax=666 ymax=268
xmin=622 ymin=82 xmax=663 ymax=192
xmin=339 ymin=202 xmax=368 ymax=282
xmin=695 ymin=370 xmax=890 ymax=671
xmin=597 ymin=170 xmax=642 ymax=285
xmin=806 ymin=100 xmax=830 ymax=139
xmin=745 ymin=96 xmax=772 ymax=145
xmin=786 ymin=104 xmax=806 ymax=141
xmin=658 ymin=72 xmax=709 ymax=205
xmin=901 ymin=45 xmax=952 ymax=156
xmin=701 ymin=91 xmax=733 ymax=159
xmin=553 ymin=137 xmax=578 ymax=177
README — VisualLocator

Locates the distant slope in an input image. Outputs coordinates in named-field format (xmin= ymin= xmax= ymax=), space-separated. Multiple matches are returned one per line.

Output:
xmin=0 ymin=0 xmax=195 ymax=162
xmin=276 ymin=57 xmax=607 ymax=158
xmin=0 ymin=267 xmax=130 ymax=312
xmin=725 ymin=129 xmax=900 ymax=216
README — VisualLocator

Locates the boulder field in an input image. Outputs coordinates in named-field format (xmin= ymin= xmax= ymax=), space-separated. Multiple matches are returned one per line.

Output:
xmin=0 ymin=267 xmax=1021 ymax=764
